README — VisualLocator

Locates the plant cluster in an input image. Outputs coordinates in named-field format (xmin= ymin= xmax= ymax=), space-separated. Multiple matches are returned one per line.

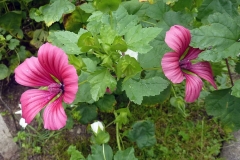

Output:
xmin=1 ymin=0 xmax=240 ymax=159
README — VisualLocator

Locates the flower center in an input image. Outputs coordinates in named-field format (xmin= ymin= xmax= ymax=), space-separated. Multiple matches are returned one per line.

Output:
xmin=48 ymin=83 xmax=63 ymax=94
xmin=179 ymin=59 xmax=192 ymax=70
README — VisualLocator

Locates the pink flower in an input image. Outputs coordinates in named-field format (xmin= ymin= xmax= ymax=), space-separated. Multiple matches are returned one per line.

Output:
xmin=161 ymin=25 xmax=217 ymax=102
xmin=15 ymin=43 xmax=78 ymax=130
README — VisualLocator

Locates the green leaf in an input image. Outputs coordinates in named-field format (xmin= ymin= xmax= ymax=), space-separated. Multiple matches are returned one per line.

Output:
xmin=127 ymin=120 xmax=156 ymax=148
xmin=0 ymin=64 xmax=9 ymax=80
xmin=82 ymin=57 xmax=98 ymax=72
xmin=34 ymin=0 xmax=75 ymax=26
xmin=64 ymin=6 xmax=90 ymax=33
xmin=125 ymin=25 xmax=162 ymax=53
xmin=78 ymin=32 xmax=98 ymax=52
xmin=0 ymin=11 xmax=23 ymax=38
xmin=191 ymin=13 xmax=240 ymax=61
xmin=142 ymin=84 xmax=171 ymax=106
xmin=80 ymin=3 xmax=96 ymax=13
xmin=145 ymin=1 xmax=170 ymax=20
xmin=93 ymin=0 xmax=121 ymax=12
xmin=47 ymin=30 xmax=81 ymax=55
xmin=67 ymin=145 xmax=85 ymax=160
xmin=116 ymin=55 xmax=142 ymax=80
xmin=114 ymin=147 xmax=138 ymax=160
xmin=88 ymin=69 xmax=117 ymax=101
xmin=122 ymin=76 xmax=169 ymax=104
xmin=29 ymin=8 xmax=44 ymax=22
xmin=138 ymin=35 xmax=169 ymax=68
xmin=30 ymin=29 xmax=48 ymax=48
xmin=197 ymin=0 xmax=238 ymax=20
xmin=231 ymin=80 xmax=240 ymax=98
xmin=87 ymin=144 xmax=113 ymax=160
xmin=112 ymin=6 xmax=139 ymax=36
xmin=73 ymin=71 xmax=94 ymax=104
xmin=78 ymin=104 xmax=98 ymax=124
xmin=96 ymin=95 xmax=116 ymax=112
xmin=205 ymin=89 xmax=240 ymax=131
xmin=8 ymin=39 xmax=20 ymax=50
xmin=115 ymin=108 xmax=131 ymax=129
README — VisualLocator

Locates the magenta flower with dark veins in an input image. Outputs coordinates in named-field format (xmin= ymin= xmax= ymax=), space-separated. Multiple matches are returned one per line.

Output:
xmin=15 ymin=43 xmax=78 ymax=130
xmin=161 ymin=25 xmax=217 ymax=102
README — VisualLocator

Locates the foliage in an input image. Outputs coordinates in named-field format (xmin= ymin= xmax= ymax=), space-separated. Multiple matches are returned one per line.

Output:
xmin=3 ymin=0 xmax=240 ymax=159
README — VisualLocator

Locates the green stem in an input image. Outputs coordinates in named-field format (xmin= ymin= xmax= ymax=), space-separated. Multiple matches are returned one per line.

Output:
xmin=4 ymin=2 xmax=9 ymax=12
xmin=171 ymin=84 xmax=177 ymax=97
xmin=225 ymin=58 xmax=234 ymax=87
xmin=103 ymin=144 xmax=107 ymax=160
xmin=116 ymin=122 xmax=121 ymax=151
xmin=200 ymin=119 xmax=204 ymax=154
xmin=114 ymin=111 xmax=122 ymax=151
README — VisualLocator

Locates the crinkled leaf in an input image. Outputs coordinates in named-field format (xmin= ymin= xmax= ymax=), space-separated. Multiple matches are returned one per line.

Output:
xmin=122 ymin=76 xmax=169 ymax=104
xmin=191 ymin=13 xmax=240 ymax=62
xmin=82 ymin=57 xmax=98 ymax=72
xmin=64 ymin=6 xmax=90 ymax=33
xmin=88 ymin=69 xmax=117 ymax=101
xmin=36 ymin=0 xmax=75 ymax=26
xmin=0 ymin=64 xmax=9 ymax=80
xmin=30 ymin=29 xmax=48 ymax=48
xmin=125 ymin=25 xmax=162 ymax=53
xmin=78 ymin=104 xmax=98 ymax=124
xmin=0 ymin=11 xmax=23 ymax=38
xmin=197 ymin=0 xmax=238 ymax=20
xmin=87 ymin=144 xmax=113 ymax=160
xmin=47 ymin=30 xmax=81 ymax=55
xmin=96 ymin=95 xmax=116 ymax=112
xmin=116 ymin=55 xmax=142 ymax=80
xmin=114 ymin=147 xmax=138 ymax=160
xmin=127 ymin=120 xmax=156 ymax=148
xmin=67 ymin=145 xmax=85 ymax=160
xmin=205 ymin=88 xmax=240 ymax=131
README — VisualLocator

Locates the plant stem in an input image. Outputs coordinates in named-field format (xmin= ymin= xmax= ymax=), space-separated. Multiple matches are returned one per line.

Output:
xmin=225 ymin=58 xmax=234 ymax=86
xmin=103 ymin=144 xmax=107 ymax=160
xmin=116 ymin=122 xmax=121 ymax=150
xmin=114 ymin=111 xmax=122 ymax=151
xmin=171 ymin=84 xmax=177 ymax=97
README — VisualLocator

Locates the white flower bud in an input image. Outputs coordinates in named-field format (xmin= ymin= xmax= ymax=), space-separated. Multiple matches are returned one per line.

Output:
xmin=91 ymin=121 xmax=104 ymax=134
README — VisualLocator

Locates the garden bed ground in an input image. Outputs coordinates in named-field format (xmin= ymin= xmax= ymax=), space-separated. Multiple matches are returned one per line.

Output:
xmin=0 ymin=78 xmax=238 ymax=160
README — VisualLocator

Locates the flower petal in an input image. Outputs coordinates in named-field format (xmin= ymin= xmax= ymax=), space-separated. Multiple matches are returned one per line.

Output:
xmin=184 ymin=73 xmax=203 ymax=103
xmin=38 ymin=43 xmax=69 ymax=82
xmin=61 ymin=65 xmax=78 ymax=103
xmin=184 ymin=47 xmax=202 ymax=60
xmin=189 ymin=62 xmax=217 ymax=89
xmin=165 ymin=25 xmax=191 ymax=56
xmin=15 ymin=57 xmax=54 ymax=87
xmin=43 ymin=96 xmax=67 ymax=130
xmin=20 ymin=89 xmax=56 ymax=124
xmin=161 ymin=52 xmax=184 ymax=83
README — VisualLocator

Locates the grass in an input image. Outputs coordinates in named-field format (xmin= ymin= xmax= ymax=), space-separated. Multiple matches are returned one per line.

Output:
xmin=14 ymin=100 xmax=232 ymax=160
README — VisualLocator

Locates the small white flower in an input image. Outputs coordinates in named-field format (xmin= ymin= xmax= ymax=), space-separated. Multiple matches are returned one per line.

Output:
xmin=15 ymin=104 xmax=28 ymax=129
xmin=19 ymin=118 xmax=28 ymax=129
xmin=91 ymin=121 xmax=104 ymax=134
xmin=125 ymin=49 xmax=138 ymax=60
